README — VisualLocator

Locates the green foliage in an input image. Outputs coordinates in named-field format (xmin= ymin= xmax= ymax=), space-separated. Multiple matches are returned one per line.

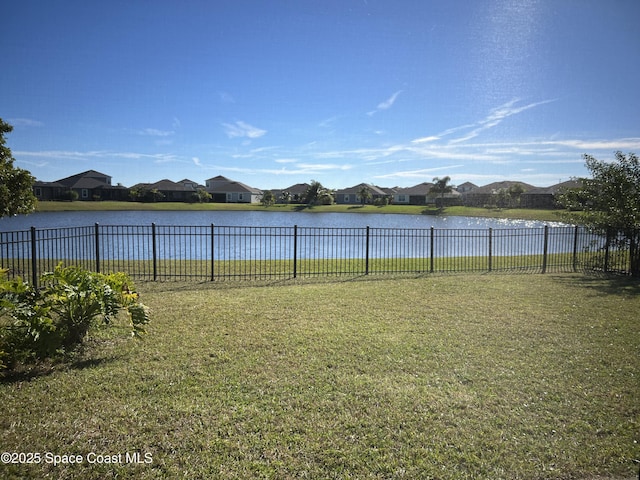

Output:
xmin=59 ymin=189 xmax=79 ymax=201
xmin=260 ymin=190 xmax=276 ymax=206
xmin=357 ymin=185 xmax=372 ymax=205
xmin=559 ymin=152 xmax=640 ymax=229
xmin=0 ymin=265 xmax=150 ymax=369
xmin=129 ymin=186 xmax=165 ymax=202
xmin=303 ymin=180 xmax=334 ymax=205
xmin=0 ymin=118 xmax=37 ymax=217
xmin=558 ymin=152 xmax=640 ymax=275
xmin=188 ymin=188 xmax=212 ymax=203
xmin=0 ymin=269 xmax=55 ymax=367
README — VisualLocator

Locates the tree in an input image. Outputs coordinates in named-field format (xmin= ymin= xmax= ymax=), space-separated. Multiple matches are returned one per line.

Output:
xmin=507 ymin=184 xmax=525 ymax=207
xmin=0 ymin=119 xmax=37 ymax=218
xmin=430 ymin=176 xmax=453 ymax=208
xmin=302 ymin=180 xmax=334 ymax=206
xmin=280 ymin=191 xmax=292 ymax=204
xmin=261 ymin=190 xmax=276 ymax=206
xmin=195 ymin=188 xmax=212 ymax=203
xmin=357 ymin=185 xmax=372 ymax=205
xmin=558 ymin=152 xmax=640 ymax=276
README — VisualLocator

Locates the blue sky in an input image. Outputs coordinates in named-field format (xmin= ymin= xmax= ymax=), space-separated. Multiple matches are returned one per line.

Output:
xmin=3 ymin=0 xmax=640 ymax=190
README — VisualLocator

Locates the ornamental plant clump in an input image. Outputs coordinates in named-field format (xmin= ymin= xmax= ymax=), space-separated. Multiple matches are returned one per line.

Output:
xmin=0 ymin=264 xmax=150 ymax=370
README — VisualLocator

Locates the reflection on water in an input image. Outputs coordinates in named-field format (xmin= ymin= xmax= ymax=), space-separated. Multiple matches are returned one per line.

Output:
xmin=0 ymin=209 xmax=568 ymax=231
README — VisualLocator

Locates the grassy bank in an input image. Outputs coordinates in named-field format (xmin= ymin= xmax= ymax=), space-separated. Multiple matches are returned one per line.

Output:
xmin=1 ymin=274 xmax=638 ymax=479
xmin=35 ymin=201 xmax=565 ymax=222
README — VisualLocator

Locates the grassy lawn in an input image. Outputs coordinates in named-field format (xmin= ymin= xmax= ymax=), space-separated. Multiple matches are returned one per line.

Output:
xmin=35 ymin=201 xmax=566 ymax=222
xmin=1 ymin=274 xmax=638 ymax=479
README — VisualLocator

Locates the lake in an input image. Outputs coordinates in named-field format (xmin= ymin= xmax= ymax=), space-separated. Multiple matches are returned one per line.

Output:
xmin=1 ymin=210 xmax=601 ymax=278
xmin=0 ymin=210 xmax=568 ymax=232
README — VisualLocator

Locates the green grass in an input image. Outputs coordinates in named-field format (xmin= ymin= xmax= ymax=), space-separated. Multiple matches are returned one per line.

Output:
xmin=6 ymin=252 xmax=607 ymax=283
xmin=1 ymin=273 xmax=638 ymax=479
xmin=35 ymin=201 xmax=565 ymax=222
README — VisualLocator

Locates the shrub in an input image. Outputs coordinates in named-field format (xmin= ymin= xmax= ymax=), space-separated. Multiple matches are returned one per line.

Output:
xmin=0 ymin=272 xmax=55 ymax=368
xmin=0 ymin=265 xmax=150 ymax=370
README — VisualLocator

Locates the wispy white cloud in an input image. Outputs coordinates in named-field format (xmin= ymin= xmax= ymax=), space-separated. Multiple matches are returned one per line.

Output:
xmin=205 ymin=162 xmax=352 ymax=177
xmin=412 ymin=136 xmax=439 ymax=144
xmin=7 ymin=118 xmax=44 ymax=127
xmin=411 ymin=99 xmax=556 ymax=146
xmin=223 ymin=121 xmax=267 ymax=139
xmin=368 ymin=90 xmax=403 ymax=116
xmin=192 ymin=157 xmax=202 ymax=167
xmin=374 ymin=165 xmax=464 ymax=180
xmin=14 ymin=150 xmax=180 ymax=163
xmin=318 ymin=116 xmax=339 ymax=128
xmin=544 ymin=138 xmax=640 ymax=151
xmin=446 ymin=98 xmax=557 ymax=144
xmin=138 ymin=128 xmax=174 ymax=137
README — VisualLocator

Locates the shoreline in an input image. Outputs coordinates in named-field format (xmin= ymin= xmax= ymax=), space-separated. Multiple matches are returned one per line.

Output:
xmin=34 ymin=201 xmax=565 ymax=223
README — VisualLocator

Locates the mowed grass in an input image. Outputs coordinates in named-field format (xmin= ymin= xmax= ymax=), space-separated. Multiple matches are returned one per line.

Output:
xmin=35 ymin=200 xmax=565 ymax=223
xmin=1 ymin=274 xmax=639 ymax=479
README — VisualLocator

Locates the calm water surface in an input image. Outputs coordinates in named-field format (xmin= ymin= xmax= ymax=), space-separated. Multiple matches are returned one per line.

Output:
xmin=0 ymin=210 xmax=567 ymax=231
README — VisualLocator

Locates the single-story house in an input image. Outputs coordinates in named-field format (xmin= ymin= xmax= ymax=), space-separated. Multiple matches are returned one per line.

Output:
xmin=335 ymin=183 xmax=389 ymax=205
xmin=394 ymin=182 xmax=462 ymax=206
xmin=394 ymin=182 xmax=433 ymax=205
xmin=129 ymin=179 xmax=201 ymax=202
xmin=520 ymin=180 xmax=583 ymax=209
xmin=270 ymin=183 xmax=311 ymax=203
xmin=205 ymin=176 xmax=262 ymax=203
xmin=462 ymin=181 xmax=535 ymax=207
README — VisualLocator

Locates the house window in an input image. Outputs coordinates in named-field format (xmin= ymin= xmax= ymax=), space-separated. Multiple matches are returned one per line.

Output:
xmin=35 ymin=187 xmax=42 ymax=197
xmin=226 ymin=193 xmax=233 ymax=202
xmin=82 ymin=189 xmax=89 ymax=199
xmin=344 ymin=195 xmax=350 ymax=203
xmin=398 ymin=195 xmax=406 ymax=202
xmin=238 ymin=193 xmax=244 ymax=201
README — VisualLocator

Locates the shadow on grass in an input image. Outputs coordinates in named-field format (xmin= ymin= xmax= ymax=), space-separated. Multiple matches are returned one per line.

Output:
xmin=551 ymin=273 xmax=640 ymax=296
xmin=0 ymin=354 xmax=123 ymax=385
xmin=421 ymin=207 xmax=443 ymax=215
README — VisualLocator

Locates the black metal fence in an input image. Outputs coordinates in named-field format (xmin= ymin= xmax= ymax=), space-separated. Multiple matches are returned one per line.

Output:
xmin=0 ymin=224 xmax=634 ymax=284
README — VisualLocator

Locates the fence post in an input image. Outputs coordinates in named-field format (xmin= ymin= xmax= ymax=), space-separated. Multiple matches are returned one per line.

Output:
xmin=365 ymin=226 xmax=370 ymax=275
xmin=604 ymin=227 xmax=611 ymax=273
xmin=94 ymin=223 xmax=101 ymax=274
xmin=30 ymin=226 xmax=38 ymax=287
xmin=572 ymin=225 xmax=579 ymax=272
xmin=211 ymin=223 xmax=216 ymax=282
xmin=430 ymin=227 xmax=434 ymax=273
xmin=542 ymin=225 xmax=549 ymax=274
xmin=152 ymin=223 xmax=157 ymax=281
xmin=293 ymin=225 xmax=298 ymax=279
xmin=488 ymin=228 xmax=492 ymax=272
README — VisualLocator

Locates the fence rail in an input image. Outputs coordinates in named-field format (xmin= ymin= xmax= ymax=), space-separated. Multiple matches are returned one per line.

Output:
xmin=0 ymin=224 xmax=634 ymax=284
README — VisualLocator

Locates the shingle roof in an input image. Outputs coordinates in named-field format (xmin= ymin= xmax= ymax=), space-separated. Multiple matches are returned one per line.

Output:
xmin=396 ymin=182 xmax=434 ymax=195
xmin=212 ymin=181 xmax=262 ymax=194
xmin=470 ymin=181 xmax=535 ymax=194
xmin=336 ymin=183 xmax=387 ymax=195
xmin=523 ymin=180 xmax=582 ymax=195
xmin=55 ymin=170 xmax=111 ymax=188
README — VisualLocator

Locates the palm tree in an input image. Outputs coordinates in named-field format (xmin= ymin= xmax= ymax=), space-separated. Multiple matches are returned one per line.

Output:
xmin=303 ymin=180 xmax=325 ymax=205
xmin=280 ymin=191 xmax=292 ymax=204
xmin=357 ymin=185 xmax=372 ymax=205
xmin=430 ymin=176 xmax=453 ymax=208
